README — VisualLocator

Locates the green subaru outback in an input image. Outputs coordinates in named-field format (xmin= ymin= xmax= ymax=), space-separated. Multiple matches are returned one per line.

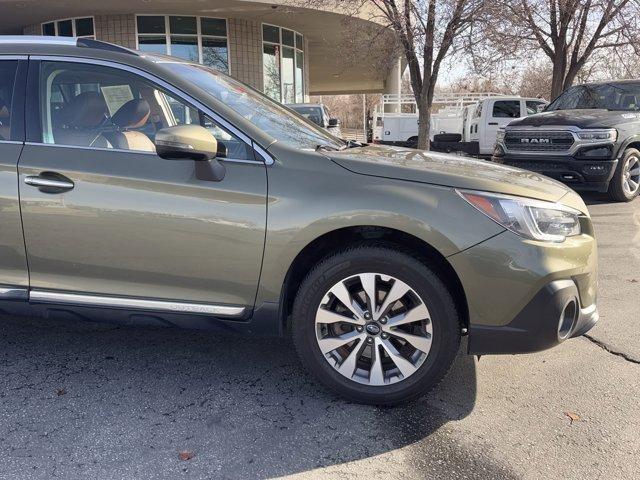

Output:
xmin=0 ymin=37 xmax=598 ymax=404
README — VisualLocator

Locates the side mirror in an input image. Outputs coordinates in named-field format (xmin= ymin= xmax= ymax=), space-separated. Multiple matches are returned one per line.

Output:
xmin=155 ymin=125 xmax=225 ymax=181
xmin=217 ymin=142 xmax=228 ymax=159
xmin=328 ymin=118 xmax=340 ymax=127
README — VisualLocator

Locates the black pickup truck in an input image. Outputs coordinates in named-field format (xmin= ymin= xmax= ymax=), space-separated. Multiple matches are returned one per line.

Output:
xmin=492 ymin=80 xmax=640 ymax=202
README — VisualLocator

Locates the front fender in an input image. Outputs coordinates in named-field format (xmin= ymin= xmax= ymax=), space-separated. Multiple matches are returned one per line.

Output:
xmin=255 ymin=145 xmax=504 ymax=305
xmin=615 ymin=132 xmax=640 ymax=158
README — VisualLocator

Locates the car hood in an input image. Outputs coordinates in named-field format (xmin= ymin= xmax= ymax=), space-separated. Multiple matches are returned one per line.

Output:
xmin=509 ymin=109 xmax=640 ymax=129
xmin=327 ymin=145 xmax=573 ymax=204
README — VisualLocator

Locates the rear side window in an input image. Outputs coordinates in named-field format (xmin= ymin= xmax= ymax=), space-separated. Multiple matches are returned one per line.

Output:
xmin=37 ymin=61 xmax=253 ymax=160
xmin=0 ymin=61 xmax=18 ymax=141
xmin=291 ymin=106 xmax=324 ymax=126
xmin=492 ymin=100 xmax=521 ymax=118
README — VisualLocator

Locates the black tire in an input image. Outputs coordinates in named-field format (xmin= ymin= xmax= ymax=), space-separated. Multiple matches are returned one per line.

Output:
xmin=291 ymin=245 xmax=461 ymax=405
xmin=406 ymin=136 xmax=418 ymax=149
xmin=434 ymin=133 xmax=462 ymax=143
xmin=608 ymin=148 xmax=640 ymax=202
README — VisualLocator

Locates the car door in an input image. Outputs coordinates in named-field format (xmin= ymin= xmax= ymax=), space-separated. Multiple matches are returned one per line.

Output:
xmin=469 ymin=102 xmax=482 ymax=143
xmin=483 ymin=99 xmax=521 ymax=153
xmin=17 ymin=58 xmax=267 ymax=311
xmin=0 ymin=57 xmax=29 ymax=296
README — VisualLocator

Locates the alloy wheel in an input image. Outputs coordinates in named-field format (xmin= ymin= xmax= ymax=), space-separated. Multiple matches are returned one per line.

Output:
xmin=315 ymin=273 xmax=433 ymax=386
xmin=622 ymin=154 xmax=640 ymax=196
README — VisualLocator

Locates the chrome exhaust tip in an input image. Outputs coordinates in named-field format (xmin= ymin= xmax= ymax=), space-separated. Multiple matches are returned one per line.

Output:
xmin=558 ymin=298 xmax=579 ymax=341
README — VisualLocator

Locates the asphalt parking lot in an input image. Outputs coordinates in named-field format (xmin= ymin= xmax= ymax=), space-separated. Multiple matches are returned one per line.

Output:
xmin=1 ymin=193 xmax=638 ymax=480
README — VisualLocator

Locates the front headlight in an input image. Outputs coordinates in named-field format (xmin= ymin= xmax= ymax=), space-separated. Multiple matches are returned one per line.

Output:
xmin=577 ymin=129 xmax=617 ymax=142
xmin=496 ymin=128 xmax=506 ymax=144
xmin=458 ymin=190 xmax=582 ymax=242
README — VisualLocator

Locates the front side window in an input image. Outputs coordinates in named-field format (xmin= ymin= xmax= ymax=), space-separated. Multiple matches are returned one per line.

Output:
xmin=42 ymin=17 xmax=94 ymax=38
xmin=262 ymin=24 xmax=305 ymax=103
xmin=492 ymin=100 xmax=521 ymax=118
xmin=526 ymin=100 xmax=546 ymax=115
xmin=38 ymin=61 xmax=252 ymax=159
xmin=136 ymin=16 xmax=229 ymax=73
xmin=0 ymin=61 xmax=18 ymax=141
xmin=157 ymin=60 xmax=344 ymax=150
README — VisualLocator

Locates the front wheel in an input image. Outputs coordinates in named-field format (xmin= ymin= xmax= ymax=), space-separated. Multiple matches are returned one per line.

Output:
xmin=292 ymin=246 xmax=460 ymax=405
xmin=608 ymin=148 xmax=640 ymax=202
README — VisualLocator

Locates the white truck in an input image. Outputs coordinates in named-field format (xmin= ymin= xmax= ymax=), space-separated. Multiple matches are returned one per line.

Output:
xmin=372 ymin=94 xmax=547 ymax=156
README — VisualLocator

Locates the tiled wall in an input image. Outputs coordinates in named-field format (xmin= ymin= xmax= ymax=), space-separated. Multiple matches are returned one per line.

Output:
xmin=94 ymin=15 xmax=136 ymax=49
xmin=23 ymin=23 xmax=39 ymax=35
xmin=227 ymin=19 xmax=263 ymax=91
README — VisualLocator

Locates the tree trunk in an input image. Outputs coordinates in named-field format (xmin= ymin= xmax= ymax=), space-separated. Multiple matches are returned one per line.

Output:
xmin=417 ymin=105 xmax=431 ymax=150
xmin=562 ymin=64 xmax=580 ymax=92
xmin=550 ymin=54 xmax=567 ymax=99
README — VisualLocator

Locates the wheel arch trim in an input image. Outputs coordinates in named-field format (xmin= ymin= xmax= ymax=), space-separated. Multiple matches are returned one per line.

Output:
xmin=270 ymin=225 xmax=470 ymax=334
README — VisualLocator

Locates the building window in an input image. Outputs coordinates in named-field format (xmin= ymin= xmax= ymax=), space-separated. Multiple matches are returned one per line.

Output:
xmin=42 ymin=17 xmax=95 ymax=38
xmin=262 ymin=24 xmax=305 ymax=103
xmin=136 ymin=15 xmax=229 ymax=73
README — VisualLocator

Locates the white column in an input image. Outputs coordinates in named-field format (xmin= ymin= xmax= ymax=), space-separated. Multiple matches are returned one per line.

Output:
xmin=384 ymin=57 xmax=403 ymax=114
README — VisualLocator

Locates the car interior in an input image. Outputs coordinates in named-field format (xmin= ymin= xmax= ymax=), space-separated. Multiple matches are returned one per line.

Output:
xmin=289 ymin=106 xmax=324 ymax=127
xmin=41 ymin=64 xmax=251 ymax=158
xmin=0 ymin=95 xmax=9 ymax=141
xmin=0 ymin=63 xmax=14 ymax=141
xmin=618 ymin=93 xmax=639 ymax=111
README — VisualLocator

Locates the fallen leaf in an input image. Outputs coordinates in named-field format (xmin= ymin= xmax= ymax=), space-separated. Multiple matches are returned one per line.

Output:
xmin=630 ymin=279 xmax=638 ymax=283
xmin=564 ymin=411 xmax=580 ymax=424
xmin=56 ymin=388 xmax=67 ymax=396
xmin=178 ymin=450 xmax=194 ymax=461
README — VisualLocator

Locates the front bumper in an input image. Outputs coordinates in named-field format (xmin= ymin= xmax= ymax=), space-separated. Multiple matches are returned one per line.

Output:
xmin=467 ymin=279 xmax=598 ymax=355
xmin=447 ymin=226 xmax=598 ymax=356
xmin=493 ymin=153 xmax=617 ymax=192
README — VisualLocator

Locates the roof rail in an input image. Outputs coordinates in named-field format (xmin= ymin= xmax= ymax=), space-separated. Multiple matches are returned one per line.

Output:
xmin=0 ymin=35 xmax=138 ymax=56
xmin=76 ymin=38 xmax=138 ymax=56
xmin=0 ymin=35 xmax=76 ymax=45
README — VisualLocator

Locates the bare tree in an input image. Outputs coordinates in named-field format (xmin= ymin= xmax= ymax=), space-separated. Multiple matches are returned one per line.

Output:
xmin=288 ymin=0 xmax=486 ymax=149
xmin=492 ymin=1 xmax=640 ymax=99
xmin=367 ymin=1 xmax=486 ymax=149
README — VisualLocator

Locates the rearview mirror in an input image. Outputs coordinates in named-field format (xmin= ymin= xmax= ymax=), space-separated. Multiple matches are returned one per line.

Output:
xmin=155 ymin=125 xmax=225 ymax=181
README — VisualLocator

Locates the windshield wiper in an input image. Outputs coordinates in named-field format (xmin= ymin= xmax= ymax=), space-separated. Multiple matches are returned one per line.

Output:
xmin=317 ymin=140 xmax=362 ymax=152
xmin=315 ymin=144 xmax=340 ymax=152
xmin=339 ymin=140 xmax=363 ymax=150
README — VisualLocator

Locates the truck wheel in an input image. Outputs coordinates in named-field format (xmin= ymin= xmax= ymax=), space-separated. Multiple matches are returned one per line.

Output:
xmin=609 ymin=148 xmax=640 ymax=202
xmin=406 ymin=136 xmax=418 ymax=148
xmin=291 ymin=245 xmax=461 ymax=405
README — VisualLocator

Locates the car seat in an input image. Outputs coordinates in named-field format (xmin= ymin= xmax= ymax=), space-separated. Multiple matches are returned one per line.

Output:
xmin=104 ymin=99 xmax=156 ymax=152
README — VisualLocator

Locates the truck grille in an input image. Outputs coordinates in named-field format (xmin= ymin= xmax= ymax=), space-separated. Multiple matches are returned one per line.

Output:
xmin=504 ymin=131 xmax=574 ymax=152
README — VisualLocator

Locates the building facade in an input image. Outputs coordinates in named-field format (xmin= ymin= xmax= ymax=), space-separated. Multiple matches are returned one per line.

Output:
xmin=4 ymin=1 xmax=401 ymax=103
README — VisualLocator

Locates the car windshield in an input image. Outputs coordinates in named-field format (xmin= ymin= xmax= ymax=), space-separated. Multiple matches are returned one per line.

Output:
xmin=547 ymin=82 xmax=640 ymax=111
xmin=154 ymin=58 xmax=345 ymax=150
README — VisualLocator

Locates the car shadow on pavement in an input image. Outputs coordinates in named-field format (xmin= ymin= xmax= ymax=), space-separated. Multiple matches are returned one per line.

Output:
xmin=581 ymin=191 xmax=611 ymax=205
xmin=0 ymin=315 xmax=482 ymax=479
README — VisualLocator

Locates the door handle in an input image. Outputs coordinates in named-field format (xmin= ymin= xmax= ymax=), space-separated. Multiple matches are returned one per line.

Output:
xmin=488 ymin=122 xmax=499 ymax=126
xmin=24 ymin=173 xmax=75 ymax=193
